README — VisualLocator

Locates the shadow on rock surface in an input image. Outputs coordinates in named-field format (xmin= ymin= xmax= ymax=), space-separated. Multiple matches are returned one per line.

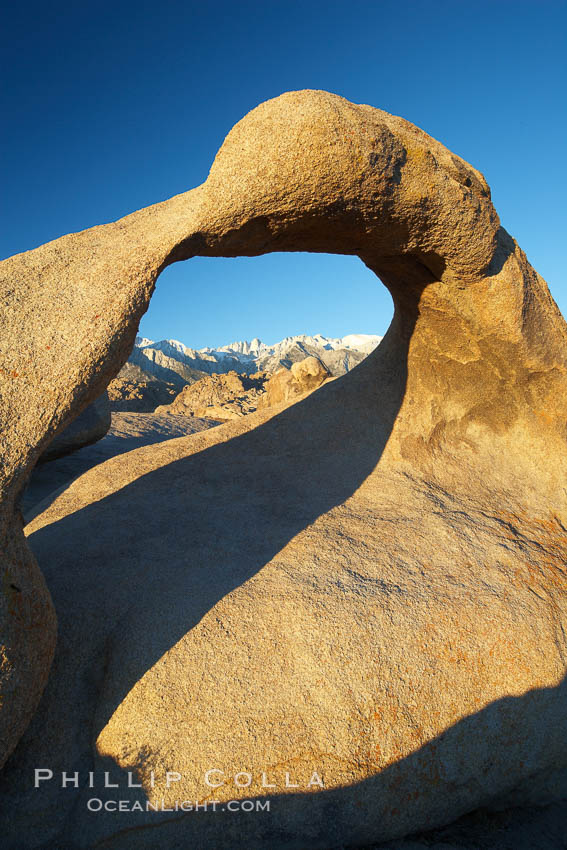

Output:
xmin=0 ymin=311 xmax=415 ymax=847
xmin=17 ymin=677 xmax=567 ymax=849
xmin=3 ymin=271 xmax=566 ymax=848
xmin=21 ymin=413 xmax=221 ymax=521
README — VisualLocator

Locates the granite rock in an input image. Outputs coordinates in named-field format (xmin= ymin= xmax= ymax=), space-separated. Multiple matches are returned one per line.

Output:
xmin=39 ymin=391 xmax=111 ymax=462
xmin=258 ymin=356 xmax=331 ymax=408
xmin=0 ymin=91 xmax=566 ymax=848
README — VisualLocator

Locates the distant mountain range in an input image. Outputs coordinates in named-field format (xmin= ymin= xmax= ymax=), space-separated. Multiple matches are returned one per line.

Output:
xmin=121 ymin=333 xmax=382 ymax=387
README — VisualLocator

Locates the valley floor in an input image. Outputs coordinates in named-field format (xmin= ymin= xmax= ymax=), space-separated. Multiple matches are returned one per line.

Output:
xmin=22 ymin=412 xmax=221 ymax=522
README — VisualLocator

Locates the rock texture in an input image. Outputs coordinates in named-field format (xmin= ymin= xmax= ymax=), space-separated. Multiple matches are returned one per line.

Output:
xmin=21 ymin=412 xmax=220 ymax=522
xmin=375 ymin=797 xmax=567 ymax=850
xmin=107 ymin=377 xmax=179 ymax=412
xmin=155 ymin=370 xmax=269 ymax=419
xmin=258 ymin=355 xmax=331 ymax=408
xmin=0 ymin=90 xmax=566 ymax=849
xmin=39 ymin=391 xmax=111 ymax=462
xmin=155 ymin=359 xmax=330 ymax=420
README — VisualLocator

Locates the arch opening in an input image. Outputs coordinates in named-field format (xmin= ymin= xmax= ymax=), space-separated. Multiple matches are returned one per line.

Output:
xmin=22 ymin=251 xmax=396 ymax=519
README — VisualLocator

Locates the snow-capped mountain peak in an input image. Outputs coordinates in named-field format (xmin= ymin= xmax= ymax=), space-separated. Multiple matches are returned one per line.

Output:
xmin=136 ymin=332 xmax=381 ymax=357
xmin=204 ymin=337 xmax=266 ymax=357
xmin=131 ymin=332 xmax=382 ymax=385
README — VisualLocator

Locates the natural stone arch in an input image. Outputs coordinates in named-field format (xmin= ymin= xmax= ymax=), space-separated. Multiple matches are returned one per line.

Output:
xmin=3 ymin=90 xmax=564 ymax=504
xmin=0 ymin=92 xmax=566 ymax=844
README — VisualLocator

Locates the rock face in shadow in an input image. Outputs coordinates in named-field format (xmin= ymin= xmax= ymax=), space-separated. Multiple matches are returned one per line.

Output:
xmin=0 ymin=90 xmax=566 ymax=848
xmin=39 ymin=391 xmax=111 ymax=462
xmin=21 ymin=411 xmax=220 ymax=522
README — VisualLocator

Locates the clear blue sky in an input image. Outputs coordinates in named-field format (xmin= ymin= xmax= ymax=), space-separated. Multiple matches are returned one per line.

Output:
xmin=2 ymin=0 xmax=566 ymax=349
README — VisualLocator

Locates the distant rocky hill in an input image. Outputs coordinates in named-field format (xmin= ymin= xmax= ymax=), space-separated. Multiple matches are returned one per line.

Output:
xmin=122 ymin=332 xmax=381 ymax=387
xmin=155 ymin=357 xmax=331 ymax=421
xmin=107 ymin=377 xmax=178 ymax=412
xmin=155 ymin=371 xmax=269 ymax=420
